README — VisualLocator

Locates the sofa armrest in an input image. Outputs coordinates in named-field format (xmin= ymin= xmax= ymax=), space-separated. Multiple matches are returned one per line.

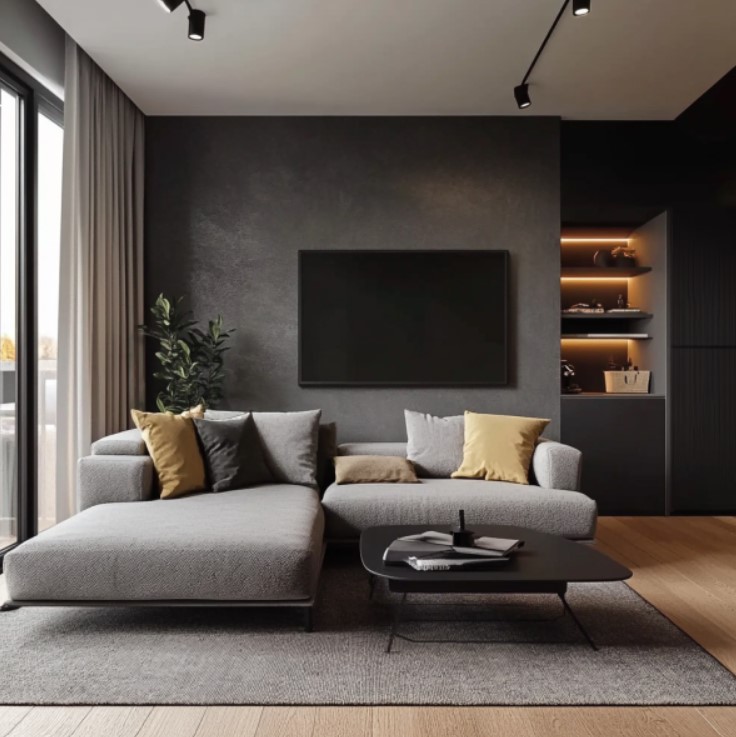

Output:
xmin=78 ymin=455 xmax=154 ymax=510
xmin=532 ymin=440 xmax=582 ymax=492
xmin=91 ymin=429 xmax=146 ymax=456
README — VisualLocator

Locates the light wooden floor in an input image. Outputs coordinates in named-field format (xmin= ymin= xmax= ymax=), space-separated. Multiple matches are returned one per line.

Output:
xmin=0 ymin=516 xmax=735 ymax=737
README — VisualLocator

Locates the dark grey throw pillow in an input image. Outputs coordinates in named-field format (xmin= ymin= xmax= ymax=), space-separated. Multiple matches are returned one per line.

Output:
xmin=193 ymin=414 xmax=272 ymax=492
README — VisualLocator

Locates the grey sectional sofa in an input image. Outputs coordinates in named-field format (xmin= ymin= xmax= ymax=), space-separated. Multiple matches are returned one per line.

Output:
xmin=2 ymin=426 xmax=594 ymax=622
xmin=322 ymin=440 xmax=595 ymax=540
xmin=2 ymin=428 xmax=325 ymax=628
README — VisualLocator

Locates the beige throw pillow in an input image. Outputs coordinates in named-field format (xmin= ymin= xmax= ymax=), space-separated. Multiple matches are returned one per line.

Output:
xmin=451 ymin=411 xmax=550 ymax=485
xmin=334 ymin=455 xmax=419 ymax=484
xmin=131 ymin=406 xmax=206 ymax=499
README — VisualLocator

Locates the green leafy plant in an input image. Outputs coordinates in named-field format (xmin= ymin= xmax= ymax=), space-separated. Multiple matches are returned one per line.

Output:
xmin=139 ymin=294 xmax=235 ymax=413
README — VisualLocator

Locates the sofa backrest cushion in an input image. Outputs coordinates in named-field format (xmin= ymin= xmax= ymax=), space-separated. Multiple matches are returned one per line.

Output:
xmin=338 ymin=442 xmax=407 ymax=457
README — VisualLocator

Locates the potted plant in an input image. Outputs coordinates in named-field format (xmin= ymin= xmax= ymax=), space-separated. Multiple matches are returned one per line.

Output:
xmin=140 ymin=294 xmax=235 ymax=413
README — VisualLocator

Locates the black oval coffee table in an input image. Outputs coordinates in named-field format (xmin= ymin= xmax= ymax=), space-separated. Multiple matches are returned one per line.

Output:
xmin=360 ymin=524 xmax=632 ymax=653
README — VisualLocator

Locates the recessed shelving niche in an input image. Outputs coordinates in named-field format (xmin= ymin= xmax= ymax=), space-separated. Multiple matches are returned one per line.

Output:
xmin=560 ymin=226 xmax=665 ymax=394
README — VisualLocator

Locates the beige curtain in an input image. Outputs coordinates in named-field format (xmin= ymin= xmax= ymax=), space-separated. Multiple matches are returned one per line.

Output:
xmin=56 ymin=37 xmax=145 ymax=520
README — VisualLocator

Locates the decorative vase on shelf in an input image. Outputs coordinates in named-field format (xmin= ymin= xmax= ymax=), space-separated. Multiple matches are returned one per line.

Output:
xmin=593 ymin=249 xmax=612 ymax=267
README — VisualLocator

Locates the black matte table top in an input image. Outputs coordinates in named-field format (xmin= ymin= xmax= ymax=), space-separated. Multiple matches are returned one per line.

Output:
xmin=360 ymin=525 xmax=632 ymax=591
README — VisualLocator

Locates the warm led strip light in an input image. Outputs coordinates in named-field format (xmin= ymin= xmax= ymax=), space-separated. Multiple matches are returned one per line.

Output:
xmin=560 ymin=238 xmax=630 ymax=244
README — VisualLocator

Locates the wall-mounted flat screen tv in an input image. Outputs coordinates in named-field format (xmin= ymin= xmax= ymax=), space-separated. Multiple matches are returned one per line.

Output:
xmin=299 ymin=250 xmax=508 ymax=386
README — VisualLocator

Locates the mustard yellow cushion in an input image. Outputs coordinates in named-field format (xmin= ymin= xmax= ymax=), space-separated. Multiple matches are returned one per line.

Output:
xmin=131 ymin=407 xmax=206 ymax=499
xmin=451 ymin=411 xmax=550 ymax=485
xmin=334 ymin=455 xmax=419 ymax=484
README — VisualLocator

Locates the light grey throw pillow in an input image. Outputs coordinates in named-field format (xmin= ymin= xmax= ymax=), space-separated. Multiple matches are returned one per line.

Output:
xmin=252 ymin=410 xmax=322 ymax=487
xmin=404 ymin=409 xmax=465 ymax=478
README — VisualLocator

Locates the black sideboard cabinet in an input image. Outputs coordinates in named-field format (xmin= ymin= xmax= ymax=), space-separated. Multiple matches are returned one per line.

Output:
xmin=561 ymin=395 xmax=666 ymax=515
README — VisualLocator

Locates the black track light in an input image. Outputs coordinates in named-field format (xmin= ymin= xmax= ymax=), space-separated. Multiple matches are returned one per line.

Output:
xmin=514 ymin=84 xmax=531 ymax=110
xmin=188 ymin=9 xmax=206 ymax=41
xmin=156 ymin=0 xmax=184 ymax=12
xmin=572 ymin=0 xmax=591 ymax=16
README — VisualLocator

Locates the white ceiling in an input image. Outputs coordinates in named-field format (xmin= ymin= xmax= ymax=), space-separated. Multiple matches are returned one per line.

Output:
xmin=36 ymin=0 xmax=736 ymax=118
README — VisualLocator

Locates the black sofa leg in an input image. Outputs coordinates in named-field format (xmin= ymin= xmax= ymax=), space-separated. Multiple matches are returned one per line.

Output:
xmin=303 ymin=606 xmax=314 ymax=633
xmin=1 ymin=602 xmax=20 ymax=612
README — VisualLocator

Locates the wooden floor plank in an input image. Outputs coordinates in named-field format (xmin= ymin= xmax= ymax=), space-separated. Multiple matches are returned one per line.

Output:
xmin=255 ymin=707 xmax=315 ymax=737
xmin=136 ymin=707 xmax=206 ymax=737
xmin=697 ymin=707 xmax=736 ymax=737
xmin=0 ymin=708 xmax=32 ymax=737
xmin=71 ymin=707 xmax=152 ymax=737
xmin=5 ymin=708 xmax=90 ymax=737
xmin=194 ymin=707 xmax=263 ymax=737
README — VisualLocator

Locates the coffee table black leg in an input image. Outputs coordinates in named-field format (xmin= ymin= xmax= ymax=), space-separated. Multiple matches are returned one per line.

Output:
xmin=386 ymin=592 xmax=407 ymax=654
xmin=559 ymin=593 xmax=598 ymax=651
xmin=368 ymin=573 xmax=377 ymax=600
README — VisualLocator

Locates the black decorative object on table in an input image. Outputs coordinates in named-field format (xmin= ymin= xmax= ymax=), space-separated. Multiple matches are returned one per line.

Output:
xmin=451 ymin=509 xmax=476 ymax=547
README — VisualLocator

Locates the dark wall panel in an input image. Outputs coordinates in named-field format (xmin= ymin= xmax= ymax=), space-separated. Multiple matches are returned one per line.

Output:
xmin=145 ymin=117 xmax=561 ymax=441
xmin=670 ymin=205 xmax=736 ymax=347
xmin=670 ymin=348 xmax=736 ymax=513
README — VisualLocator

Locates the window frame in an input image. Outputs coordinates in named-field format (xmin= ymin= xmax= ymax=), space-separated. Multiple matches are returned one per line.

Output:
xmin=0 ymin=53 xmax=63 ymax=562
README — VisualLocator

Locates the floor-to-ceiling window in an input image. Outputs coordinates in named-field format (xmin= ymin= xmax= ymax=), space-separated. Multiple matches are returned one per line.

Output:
xmin=0 ymin=82 xmax=20 ymax=551
xmin=0 ymin=58 xmax=63 ymax=559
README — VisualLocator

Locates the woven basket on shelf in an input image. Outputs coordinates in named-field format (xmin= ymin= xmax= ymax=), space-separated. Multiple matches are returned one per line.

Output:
xmin=603 ymin=370 xmax=651 ymax=394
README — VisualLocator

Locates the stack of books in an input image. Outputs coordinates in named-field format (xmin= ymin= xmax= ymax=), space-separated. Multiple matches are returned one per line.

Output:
xmin=383 ymin=531 xmax=523 ymax=571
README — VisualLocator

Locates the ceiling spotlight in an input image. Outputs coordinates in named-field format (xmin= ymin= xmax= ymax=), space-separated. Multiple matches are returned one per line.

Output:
xmin=514 ymin=84 xmax=531 ymax=110
xmin=188 ymin=9 xmax=206 ymax=41
xmin=572 ymin=0 xmax=591 ymax=16
xmin=156 ymin=0 xmax=184 ymax=12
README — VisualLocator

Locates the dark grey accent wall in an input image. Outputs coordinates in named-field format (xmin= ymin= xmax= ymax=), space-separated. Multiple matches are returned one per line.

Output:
xmin=145 ymin=117 xmax=561 ymax=441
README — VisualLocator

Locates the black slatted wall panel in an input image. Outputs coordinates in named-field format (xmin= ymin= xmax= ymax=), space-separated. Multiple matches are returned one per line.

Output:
xmin=670 ymin=204 xmax=736 ymax=513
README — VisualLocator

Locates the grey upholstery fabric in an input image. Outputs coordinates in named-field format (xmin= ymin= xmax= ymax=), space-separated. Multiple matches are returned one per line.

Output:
xmin=322 ymin=478 xmax=597 ymax=540
xmin=404 ymin=410 xmax=464 ymax=478
xmin=194 ymin=415 xmax=272 ymax=492
xmin=532 ymin=439 xmax=583 ymax=492
xmin=338 ymin=442 xmax=408 ymax=457
xmin=91 ymin=429 xmax=146 ymax=456
xmin=5 ymin=485 xmax=324 ymax=602
xmin=78 ymin=455 xmax=154 ymax=510
xmin=252 ymin=410 xmax=321 ymax=487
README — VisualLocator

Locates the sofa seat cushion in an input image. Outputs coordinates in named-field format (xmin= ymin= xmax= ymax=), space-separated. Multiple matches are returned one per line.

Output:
xmin=322 ymin=479 xmax=596 ymax=540
xmin=4 ymin=485 xmax=324 ymax=603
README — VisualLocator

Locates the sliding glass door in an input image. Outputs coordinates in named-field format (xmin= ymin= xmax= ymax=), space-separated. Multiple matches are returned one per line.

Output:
xmin=0 ymin=58 xmax=63 ymax=559
xmin=0 ymin=83 xmax=20 ymax=551
xmin=36 ymin=109 xmax=63 ymax=533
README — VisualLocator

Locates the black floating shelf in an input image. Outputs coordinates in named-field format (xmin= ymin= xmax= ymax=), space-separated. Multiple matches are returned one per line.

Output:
xmin=561 ymin=312 xmax=653 ymax=320
xmin=561 ymin=267 xmax=652 ymax=278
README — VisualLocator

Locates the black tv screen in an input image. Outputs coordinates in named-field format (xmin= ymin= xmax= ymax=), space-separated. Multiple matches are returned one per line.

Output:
xmin=299 ymin=250 xmax=508 ymax=386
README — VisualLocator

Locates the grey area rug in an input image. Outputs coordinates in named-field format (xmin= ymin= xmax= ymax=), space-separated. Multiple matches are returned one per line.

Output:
xmin=1 ymin=552 xmax=735 ymax=705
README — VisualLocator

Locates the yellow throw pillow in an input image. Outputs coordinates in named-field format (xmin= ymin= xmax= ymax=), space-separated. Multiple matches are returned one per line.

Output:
xmin=334 ymin=456 xmax=419 ymax=484
xmin=451 ymin=411 xmax=550 ymax=485
xmin=131 ymin=407 xmax=207 ymax=499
